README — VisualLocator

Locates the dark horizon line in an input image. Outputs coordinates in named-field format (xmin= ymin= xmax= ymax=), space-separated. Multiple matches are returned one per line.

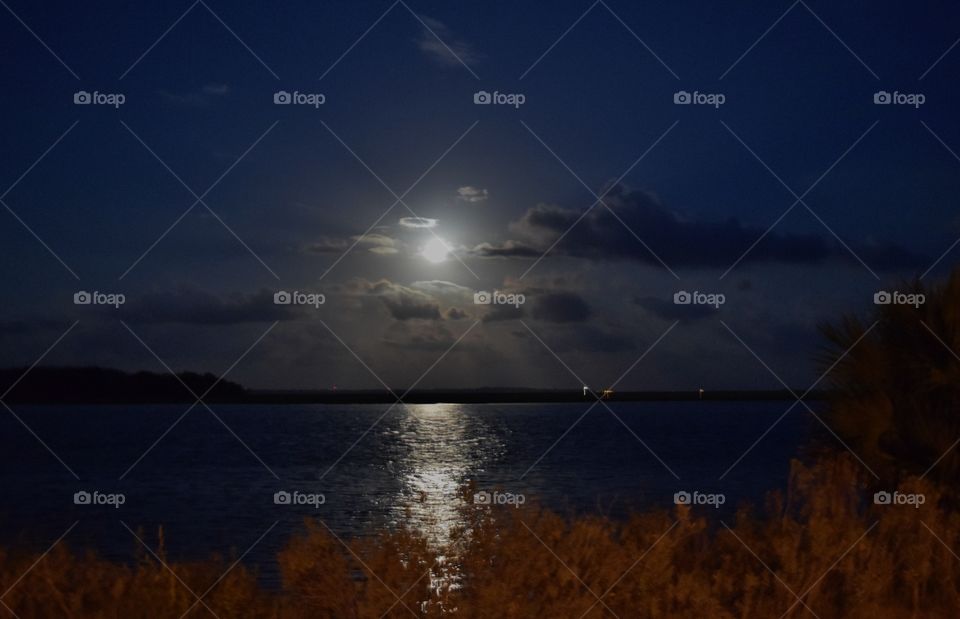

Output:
xmin=0 ymin=365 xmax=827 ymax=405
xmin=241 ymin=388 xmax=826 ymax=405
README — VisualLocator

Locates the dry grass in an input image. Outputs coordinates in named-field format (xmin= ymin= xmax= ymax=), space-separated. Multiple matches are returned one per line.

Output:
xmin=1 ymin=454 xmax=957 ymax=618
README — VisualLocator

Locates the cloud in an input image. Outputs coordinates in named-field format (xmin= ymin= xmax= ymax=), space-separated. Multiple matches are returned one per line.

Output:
xmin=633 ymin=296 xmax=716 ymax=322
xmin=305 ymin=234 xmax=400 ymax=255
xmin=531 ymin=292 xmax=592 ymax=323
xmin=118 ymin=287 xmax=303 ymax=325
xmin=410 ymin=280 xmax=474 ymax=297
xmin=481 ymin=304 xmax=524 ymax=323
xmin=471 ymin=240 xmax=541 ymax=258
xmin=471 ymin=185 xmax=926 ymax=270
xmin=381 ymin=294 xmax=442 ymax=321
xmin=399 ymin=217 xmax=438 ymax=229
xmin=445 ymin=307 xmax=468 ymax=320
xmin=457 ymin=186 xmax=488 ymax=203
xmin=304 ymin=237 xmax=349 ymax=254
xmin=357 ymin=233 xmax=400 ymax=255
xmin=475 ymin=290 xmax=591 ymax=324
xmin=416 ymin=16 xmax=479 ymax=67
xmin=338 ymin=279 xmax=448 ymax=321
xmin=383 ymin=325 xmax=463 ymax=351
xmin=0 ymin=319 xmax=72 ymax=335
xmin=160 ymin=83 xmax=230 ymax=107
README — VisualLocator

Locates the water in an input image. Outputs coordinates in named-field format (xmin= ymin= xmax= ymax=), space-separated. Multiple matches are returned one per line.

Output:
xmin=0 ymin=401 xmax=811 ymax=584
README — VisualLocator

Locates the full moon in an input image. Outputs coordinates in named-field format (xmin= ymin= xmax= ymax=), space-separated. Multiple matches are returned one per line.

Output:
xmin=421 ymin=238 xmax=450 ymax=263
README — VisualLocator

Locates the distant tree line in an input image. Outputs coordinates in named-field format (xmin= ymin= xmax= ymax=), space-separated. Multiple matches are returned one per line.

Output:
xmin=0 ymin=367 xmax=246 ymax=403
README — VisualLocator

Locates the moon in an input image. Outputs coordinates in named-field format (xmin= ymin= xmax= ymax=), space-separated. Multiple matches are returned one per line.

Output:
xmin=421 ymin=238 xmax=450 ymax=263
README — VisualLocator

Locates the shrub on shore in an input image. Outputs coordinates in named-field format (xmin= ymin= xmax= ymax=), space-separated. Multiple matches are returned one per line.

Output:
xmin=1 ymin=455 xmax=956 ymax=617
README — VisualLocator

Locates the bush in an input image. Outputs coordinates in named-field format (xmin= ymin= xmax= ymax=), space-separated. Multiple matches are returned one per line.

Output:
xmin=819 ymin=269 xmax=960 ymax=484
xmin=1 ymin=459 xmax=957 ymax=617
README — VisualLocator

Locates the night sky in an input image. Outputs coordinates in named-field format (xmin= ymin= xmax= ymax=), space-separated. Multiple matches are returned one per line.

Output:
xmin=1 ymin=0 xmax=958 ymax=390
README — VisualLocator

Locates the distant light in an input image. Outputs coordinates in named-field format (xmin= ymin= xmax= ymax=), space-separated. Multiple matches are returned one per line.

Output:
xmin=421 ymin=238 xmax=449 ymax=263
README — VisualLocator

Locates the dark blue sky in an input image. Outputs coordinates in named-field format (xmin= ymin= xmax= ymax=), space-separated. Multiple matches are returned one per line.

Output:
xmin=1 ymin=0 xmax=958 ymax=389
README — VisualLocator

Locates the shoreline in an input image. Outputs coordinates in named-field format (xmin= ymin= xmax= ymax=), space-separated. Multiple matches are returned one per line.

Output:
xmin=3 ymin=389 xmax=828 ymax=405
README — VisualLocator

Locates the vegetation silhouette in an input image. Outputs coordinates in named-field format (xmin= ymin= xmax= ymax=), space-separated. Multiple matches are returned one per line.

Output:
xmin=820 ymin=270 xmax=960 ymax=486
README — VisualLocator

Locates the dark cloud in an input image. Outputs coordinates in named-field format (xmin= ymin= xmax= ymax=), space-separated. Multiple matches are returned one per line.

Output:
xmin=633 ymin=296 xmax=716 ymax=322
xmin=569 ymin=326 xmax=635 ymax=353
xmin=472 ymin=185 xmax=926 ymax=270
xmin=119 ymin=288 xmax=301 ymax=325
xmin=381 ymin=295 xmax=442 ymax=321
xmin=0 ymin=319 xmax=72 ymax=336
xmin=383 ymin=326 xmax=461 ymax=351
xmin=531 ymin=292 xmax=592 ymax=323
xmin=445 ymin=307 xmax=468 ymax=320
xmin=481 ymin=304 xmax=525 ymax=323
xmin=527 ymin=324 xmax=635 ymax=354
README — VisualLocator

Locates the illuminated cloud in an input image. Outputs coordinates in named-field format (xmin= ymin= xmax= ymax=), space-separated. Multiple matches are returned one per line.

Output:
xmin=399 ymin=217 xmax=438 ymax=229
xmin=337 ymin=279 xmax=455 ymax=321
xmin=457 ymin=186 xmax=488 ymax=203
xmin=356 ymin=233 xmax=400 ymax=255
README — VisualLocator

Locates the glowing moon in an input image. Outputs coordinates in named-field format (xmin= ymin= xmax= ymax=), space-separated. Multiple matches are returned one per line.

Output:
xmin=421 ymin=238 xmax=450 ymax=263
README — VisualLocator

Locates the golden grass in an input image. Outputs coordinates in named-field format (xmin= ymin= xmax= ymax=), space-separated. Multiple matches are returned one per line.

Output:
xmin=1 ymin=454 xmax=957 ymax=617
